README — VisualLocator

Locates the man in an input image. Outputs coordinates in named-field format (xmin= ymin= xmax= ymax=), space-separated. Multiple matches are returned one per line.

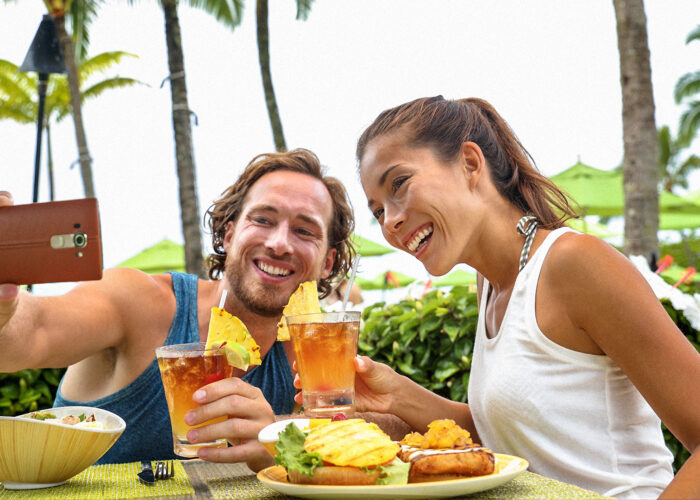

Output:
xmin=0 ymin=149 xmax=355 ymax=471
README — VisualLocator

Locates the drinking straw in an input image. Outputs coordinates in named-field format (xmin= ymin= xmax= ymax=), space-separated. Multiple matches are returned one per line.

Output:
xmin=219 ymin=289 xmax=228 ymax=309
xmin=342 ymin=254 xmax=361 ymax=311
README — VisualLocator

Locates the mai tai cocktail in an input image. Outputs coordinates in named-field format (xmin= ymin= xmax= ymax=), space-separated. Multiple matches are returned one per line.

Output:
xmin=285 ymin=311 xmax=360 ymax=418
xmin=156 ymin=306 xmax=262 ymax=457
xmin=156 ymin=342 xmax=233 ymax=457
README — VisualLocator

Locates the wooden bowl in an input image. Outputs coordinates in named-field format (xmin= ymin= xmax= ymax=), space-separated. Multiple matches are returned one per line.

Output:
xmin=0 ymin=406 xmax=125 ymax=490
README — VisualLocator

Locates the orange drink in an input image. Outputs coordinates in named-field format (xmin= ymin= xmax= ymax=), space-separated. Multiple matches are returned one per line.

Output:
xmin=285 ymin=311 xmax=360 ymax=417
xmin=155 ymin=342 xmax=233 ymax=457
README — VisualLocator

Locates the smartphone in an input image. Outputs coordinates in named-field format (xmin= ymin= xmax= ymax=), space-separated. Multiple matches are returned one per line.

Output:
xmin=0 ymin=198 xmax=103 ymax=285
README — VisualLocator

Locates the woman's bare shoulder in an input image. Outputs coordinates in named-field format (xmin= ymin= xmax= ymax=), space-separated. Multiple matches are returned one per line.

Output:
xmin=544 ymin=231 xmax=633 ymax=282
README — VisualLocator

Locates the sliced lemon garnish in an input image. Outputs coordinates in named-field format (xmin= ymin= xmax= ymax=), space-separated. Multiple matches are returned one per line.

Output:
xmin=205 ymin=307 xmax=262 ymax=367
xmin=277 ymin=281 xmax=321 ymax=341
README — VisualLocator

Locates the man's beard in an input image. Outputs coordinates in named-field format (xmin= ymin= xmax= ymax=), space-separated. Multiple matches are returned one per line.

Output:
xmin=225 ymin=259 xmax=286 ymax=318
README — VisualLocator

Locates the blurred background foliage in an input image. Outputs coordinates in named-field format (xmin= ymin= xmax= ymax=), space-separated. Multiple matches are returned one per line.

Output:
xmin=0 ymin=368 xmax=65 ymax=416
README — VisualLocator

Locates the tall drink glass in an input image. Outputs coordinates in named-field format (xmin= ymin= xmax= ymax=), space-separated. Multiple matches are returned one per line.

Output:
xmin=155 ymin=342 xmax=233 ymax=457
xmin=285 ymin=311 xmax=360 ymax=417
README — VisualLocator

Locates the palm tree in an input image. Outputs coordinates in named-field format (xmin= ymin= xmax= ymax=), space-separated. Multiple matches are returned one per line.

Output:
xmin=256 ymin=0 xmax=312 ymax=152
xmin=0 ymin=53 xmax=144 ymax=199
xmin=41 ymin=0 xmax=97 ymax=199
xmin=675 ymin=24 xmax=700 ymax=146
xmin=658 ymin=125 xmax=700 ymax=194
xmin=158 ymin=0 xmax=242 ymax=277
xmin=612 ymin=0 xmax=659 ymax=263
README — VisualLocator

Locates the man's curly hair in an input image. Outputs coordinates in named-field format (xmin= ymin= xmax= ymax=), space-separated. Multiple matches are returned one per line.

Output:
xmin=204 ymin=148 xmax=356 ymax=299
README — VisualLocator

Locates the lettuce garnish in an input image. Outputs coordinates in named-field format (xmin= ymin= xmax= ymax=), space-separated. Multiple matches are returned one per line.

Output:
xmin=274 ymin=422 xmax=323 ymax=477
xmin=374 ymin=457 xmax=410 ymax=485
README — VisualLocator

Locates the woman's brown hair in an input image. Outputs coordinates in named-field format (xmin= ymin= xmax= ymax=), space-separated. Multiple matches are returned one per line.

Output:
xmin=205 ymin=148 xmax=356 ymax=298
xmin=356 ymin=96 xmax=578 ymax=227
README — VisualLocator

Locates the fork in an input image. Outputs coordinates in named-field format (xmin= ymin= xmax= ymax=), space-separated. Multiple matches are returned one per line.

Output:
xmin=154 ymin=460 xmax=175 ymax=480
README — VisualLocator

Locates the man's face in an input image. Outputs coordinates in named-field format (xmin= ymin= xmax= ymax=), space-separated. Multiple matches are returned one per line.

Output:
xmin=223 ymin=170 xmax=336 ymax=317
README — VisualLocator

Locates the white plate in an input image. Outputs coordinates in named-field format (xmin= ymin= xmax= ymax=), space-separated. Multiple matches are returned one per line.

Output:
xmin=258 ymin=418 xmax=311 ymax=443
xmin=257 ymin=453 xmax=528 ymax=499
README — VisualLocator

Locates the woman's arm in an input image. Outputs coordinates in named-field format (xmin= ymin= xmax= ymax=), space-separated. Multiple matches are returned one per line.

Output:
xmin=353 ymin=356 xmax=480 ymax=441
xmin=547 ymin=234 xmax=700 ymax=498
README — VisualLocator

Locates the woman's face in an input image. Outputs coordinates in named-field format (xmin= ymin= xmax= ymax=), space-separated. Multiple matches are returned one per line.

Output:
xmin=360 ymin=135 xmax=475 ymax=276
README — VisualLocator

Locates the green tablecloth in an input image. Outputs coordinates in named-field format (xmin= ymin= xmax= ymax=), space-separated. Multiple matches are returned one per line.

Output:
xmin=0 ymin=461 xmax=193 ymax=499
xmin=1 ymin=460 xmax=607 ymax=499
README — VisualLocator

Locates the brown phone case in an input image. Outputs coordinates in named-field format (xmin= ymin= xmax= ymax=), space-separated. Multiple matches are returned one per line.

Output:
xmin=0 ymin=198 xmax=103 ymax=285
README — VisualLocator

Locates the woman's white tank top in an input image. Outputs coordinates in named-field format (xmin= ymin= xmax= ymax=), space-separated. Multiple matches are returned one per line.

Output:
xmin=468 ymin=228 xmax=673 ymax=498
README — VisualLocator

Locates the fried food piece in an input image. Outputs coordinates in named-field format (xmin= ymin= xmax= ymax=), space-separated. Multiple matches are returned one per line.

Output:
xmin=401 ymin=419 xmax=473 ymax=449
xmin=398 ymin=445 xmax=495 ymax=481
xmin=399 ymin=419 xmax=494 ymax=481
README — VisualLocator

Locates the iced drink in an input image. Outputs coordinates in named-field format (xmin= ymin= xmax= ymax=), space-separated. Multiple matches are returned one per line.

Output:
xmin=285 ymin=311 xmax=360 ymax=417
xmin=156 ymin=342 xmax=233 ymax=457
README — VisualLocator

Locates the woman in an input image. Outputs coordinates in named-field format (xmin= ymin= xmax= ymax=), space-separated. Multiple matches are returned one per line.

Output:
xmin=350 ymin=96 xmax=699 ymax=498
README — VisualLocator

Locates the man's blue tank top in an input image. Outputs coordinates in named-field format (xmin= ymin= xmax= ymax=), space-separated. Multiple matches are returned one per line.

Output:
xmin=53 ymin=272 xmax=295 ymax=464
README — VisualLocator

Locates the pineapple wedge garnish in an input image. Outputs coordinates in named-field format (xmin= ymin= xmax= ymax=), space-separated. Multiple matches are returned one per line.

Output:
xmin=276 ymin=281 xmax=321 ymax=341
xmin=205 ymin=307 xmax=262 ymax=368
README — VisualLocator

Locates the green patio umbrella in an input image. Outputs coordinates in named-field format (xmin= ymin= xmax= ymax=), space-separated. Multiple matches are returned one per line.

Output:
xmin=658 ymin=190 xmax=700 ymax=230
xmin=356 ymin=270 xmax=416 ymax=290
xmin=658 ymin=212 xmax=700 ymax=231
xmin=115 ymin=239 xmax=186 ymax=274
xmin=686 ymin=189 xmax=700 ymax=204
xmin=550 ymin=162 xmax=700 ymax=218
xmin=431 ymin=269 xmax=477 ymax=287
xmin=351 ymin=234 xmax=394 ymax=257
xmin=565 ymin=218 xmax=620 ymax=238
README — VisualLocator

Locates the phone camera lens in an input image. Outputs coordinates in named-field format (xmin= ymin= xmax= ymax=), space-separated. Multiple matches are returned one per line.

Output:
xmin=73 ymin=232 xmax=87 ymax=248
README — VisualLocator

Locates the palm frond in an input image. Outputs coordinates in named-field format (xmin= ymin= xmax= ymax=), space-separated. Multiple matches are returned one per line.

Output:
xmin=70 ymin=0 xmax=103 ymax=60
xmin=0 ymin=101 xmax=34 ymax=124
xmin=295 ymin=0 xmax=314 ymax=20
xmin=677 ymin=102 xmax=700 ymax=146
xmin=81 ymin=77 xmax=147 ymax=100
xmin=674 ymin=70 xmax=700 ymax=104
xmin=44 ymin=85 xmax=71 ymax=118
xmin=0 ymin=60 xmax=37 ymax=95
xmin=657 ymin=125 xmax=672 ymax=168
xmin=185 ymin=0 xmax=244 ymax=30
xmin=0 ymin=60 xmax=20 ymax=74
xmin=679 ymin=155 xmax=700 ymax=176
xmin=0 ymin=73 xmax=35 ymax=103
xmin=686 ymin=24 xmax=700 ymax=44
xmin=79 ymin=51 xmax=138 ymax=80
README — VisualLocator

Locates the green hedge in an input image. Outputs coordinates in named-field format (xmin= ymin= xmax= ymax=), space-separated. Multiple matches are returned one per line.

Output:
xmin=0 ymin=368 xmax=65 ymax=416
xmin=360 ymin=286 xmax=478 ymax=403
xmin=359 ymin=285 xmax=697 ymax=472
xmin=659 ymin=235 xmax=699 ymax=270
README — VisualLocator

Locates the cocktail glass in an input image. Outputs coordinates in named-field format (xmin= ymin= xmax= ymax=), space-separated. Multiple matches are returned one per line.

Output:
xmin=155 ymin=342 xmax=233 ymax=457
xmin=285 ymin=311 xmax=360 ymax=417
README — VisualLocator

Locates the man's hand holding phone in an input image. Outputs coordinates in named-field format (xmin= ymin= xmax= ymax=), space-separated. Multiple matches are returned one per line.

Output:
xmin=0 ymin=194 xmax=103 ymax=286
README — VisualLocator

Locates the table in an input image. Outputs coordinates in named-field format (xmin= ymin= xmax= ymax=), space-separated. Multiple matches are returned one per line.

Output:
xmin=0 ymin=460 xmax=606 ymax=499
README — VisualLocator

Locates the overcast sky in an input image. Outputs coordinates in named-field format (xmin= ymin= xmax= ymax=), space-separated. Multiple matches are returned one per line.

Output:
xmin=1 ymin=1 xmax=699 ymax=297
